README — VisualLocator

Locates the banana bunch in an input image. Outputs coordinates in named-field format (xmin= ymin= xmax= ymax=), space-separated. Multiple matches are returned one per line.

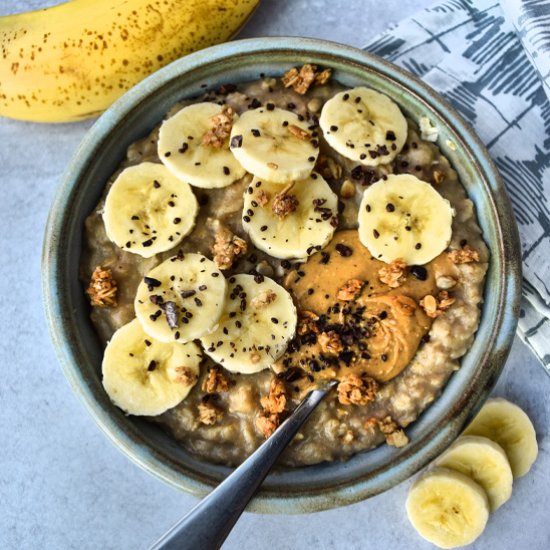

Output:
xmin=406 ymin=398 xmax=538 ymax=548
xmin=0 ymin=0 xmax=259 ymax=123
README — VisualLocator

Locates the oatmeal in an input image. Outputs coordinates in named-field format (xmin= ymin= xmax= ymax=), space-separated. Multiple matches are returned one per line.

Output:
xmin=81 ymin=67 xmax=488 ymax=467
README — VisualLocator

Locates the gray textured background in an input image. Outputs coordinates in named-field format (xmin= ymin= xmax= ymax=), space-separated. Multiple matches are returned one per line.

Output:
xmin=1 ymin=1 xmax=549 ymax=549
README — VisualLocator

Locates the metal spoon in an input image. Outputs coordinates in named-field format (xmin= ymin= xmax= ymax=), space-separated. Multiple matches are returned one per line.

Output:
xmin=149 ymin=380 xmax=338 ymax=550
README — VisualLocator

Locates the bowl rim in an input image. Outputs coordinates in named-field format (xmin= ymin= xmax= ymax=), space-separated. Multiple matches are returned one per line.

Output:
xmin=42 ymin=36 xmax=522 ymax=513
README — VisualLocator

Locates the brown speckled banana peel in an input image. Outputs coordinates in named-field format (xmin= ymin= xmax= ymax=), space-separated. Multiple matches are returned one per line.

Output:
xmin=0 ymin=0 xmax=260 ymax=123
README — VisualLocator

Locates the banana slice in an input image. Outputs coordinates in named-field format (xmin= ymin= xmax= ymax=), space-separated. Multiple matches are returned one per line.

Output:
xmin=102 ymin=162 xmax=198 ymax=258
xmin=358 ymin=174 xmax=453 ymax=265
xmin=463 ymin=398 xmax=538 ymax=478
xmin=229 ymin=107 xmax=319 ymax=183
xmin=319 ymin=87 xmax=407 ymax=166
xmin=200 ymin=274 xmax=297 ymax=374
xmin=434 ymin=435 xmax=513 ymax=511
xmin=242 ymin=173 xmax=338 ymax=259
xmin=102 ymin=318 xmax=202 ymax=416
xmin=406 ymin=466 xmax=489 ymax=549
xmin=158 ymin=102 xmax=246 ymax=188
xmin=135 ymin=253 xmax=227 ymax=344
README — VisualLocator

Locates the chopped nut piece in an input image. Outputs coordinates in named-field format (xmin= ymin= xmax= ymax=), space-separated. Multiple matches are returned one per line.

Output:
xmin=318 ymin=330 xmax=343 ymax=355
xmin=201 ymin=366 xmax=230 ymax=394
xmin=256 ymin=412 xmax=279 ymax=438
xmin=198 ymin=401 xmax=224 ymax=425
xmin=271 ymin=185 xmax=299 ymax=220
xmin=250 ymin=289 xmax=277 ymax=309
xmin=256 ymin=189 xmax=271 ymax=206
xmin=211 ymin=226 xmax=248 ymax=270
xmin=394 ymin=295 xmax=417 ymax=316
xmin=297 ymin=310 xmax=319 ymax=335
xmin=337 ymin=278 xmax=364 ymax=301
xmin=432 ymin=170 xmax=446 ymax=184
xmin=340 ymin=179 xmax=356 ymax=199
xmin=287 ymin=124 xmax=311 ymax=141
xmin=337 ymin=373 xmax=378 ymax=406
xmin=448 ymin=245 xmax=480 ymax=264
xmin=378 ymin=259 xmax=407 ymax=288
xmin=86 ymin=266 xmax=118 ymax=307
xmin=282 ymin=64 xmax=317 ymax=94
xmin=436 ymin=275 xmax=457 ymax=290
xmin=315 ymin=68 xmax=332 ymax=85
xmin=202 ymin=105 xmax=234 ymax=148
xmin=174 ymin=366 xmax=198 ymax=386
xmin=260 ymin=378 xmax=286 ymax=415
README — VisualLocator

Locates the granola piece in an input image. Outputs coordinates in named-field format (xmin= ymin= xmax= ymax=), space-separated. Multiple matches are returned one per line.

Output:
xmin=256 ymin=412 xmax=279 ymax=438
xmin=340 ymin=179 xmax=356 ymax=199
xmin=197 ymin=401 xmax=224 ymax=425
xmin=318 ymin=330 xmax=343 ymax=355
xmin=174 ymin=366 xmax=198 ymax=386
xmin=282 ymin=63 xmax=317 ymax=94
xmin=86 ymin=266 xmax=118 ymax=307
xmin=201 ymin=366 xmax=230 ymax=394
xmin=315 ymin=154 xmax=342 ymax=180
xmin=378 ymin=259 xmax=407 ymax=288
xmin=297 ymin=310 xmax=319 ymax=335
xmin=420 ymin=291 xmax=455 ymax=318
xmin=250 ymin=347 xmax=261 ymax=364
xmin=211 ymin=225 xmax=248 ymax=270
xmin=271 ymin=187 xmax=299 ymax=220
xmin=315 ymin=68 xmax=332 ymax=85
xmin=337 ymin=278 xmax=364 ymax=301
xmin=256 ymin=189 xmax=271 ymax=206
xmin=250 ymin=289 xmax=277 ymax=309
xmin=202 ymin=105 xmax=234 ymax=148
xmin=432 ymin=169 xmax=446 ymax=184
xmin=337 ymin=373 xmax=378 ymax=406
xmin=448 ymin=244 xmax=480 ymax=264
xmin=364 ymin=417 xmax=379 ymax=430
xmin=393 ymin=295 xmax=417 ymax=316
xmin=287 ymin=124 xmax=311 ymax=141
xmin=260 ymin=378 xmax=286 ymax=415
xmin=378 ymin=416 xmax=409 ymax=447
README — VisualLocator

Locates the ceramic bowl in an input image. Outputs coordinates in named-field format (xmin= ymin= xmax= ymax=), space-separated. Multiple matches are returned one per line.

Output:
xmin=43 ymin=37 xmax=521 ymax=513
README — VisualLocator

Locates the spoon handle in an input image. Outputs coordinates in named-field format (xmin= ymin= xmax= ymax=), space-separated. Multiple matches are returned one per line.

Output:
xmin=149 ymin=383 xmax=334 ymax=550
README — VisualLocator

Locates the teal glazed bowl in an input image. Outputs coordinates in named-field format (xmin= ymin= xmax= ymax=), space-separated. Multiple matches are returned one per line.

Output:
xmin=43 ymin=37 xmax=522 ymax=513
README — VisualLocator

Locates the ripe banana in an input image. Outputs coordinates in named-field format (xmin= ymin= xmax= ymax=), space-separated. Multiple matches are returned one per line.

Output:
xmin=0 ymin=0 xmax=260 ymax=123
xmin=103 ymin=162 xmax=198 ymax=258
xmin=434 ymin=435 xmax=513 ymax=511
xmin=406 ymin=466 xmax=489 ymax=549
xmin=358 ymin=174 xmax=454 ymax=265
xmin=463 ymin=398 xmax=538 ymax=478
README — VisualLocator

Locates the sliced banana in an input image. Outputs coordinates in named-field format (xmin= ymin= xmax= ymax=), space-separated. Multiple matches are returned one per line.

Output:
xmin=358 ymin=174 xmax=453 ymax=265
xmin=434 ymin=435 xmax=513 ymax=511
xmin=102 ymin=318 xmax=202 ymax=416
xmin=135 ymin=253 xmax=227 ymax=344
xmin=200 ymin=274 xmax=297 ymax=374
xmin=319 ymin=87 xmax=407 ymax=166
xmin=406 ymin=466 xmax=489 ymax=549
xmin=463 ymin=398 xmax=538 ymax=478
xmin=158 ymin=102 xmax=246 ymax=188
xmin=229 ymin=107 xmax=319 ymax=183
xmin=103 ymin=162 xmax=198 ymax=258
xmin=242 ymin=173 xmax=338 ymax=259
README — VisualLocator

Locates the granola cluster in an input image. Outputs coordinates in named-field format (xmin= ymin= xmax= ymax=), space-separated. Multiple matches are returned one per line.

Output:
xmin=377 ymin=416 xmax=409 ymax=448
xmin=272 ymin=186 xmax=299 ymax=220
xmin=86 ymin=266 xmax=118 ymax=307
xmin=448 ymin=244 xmax=480 ymax=264
xmin=256 ymin=378 xmax=287 ymax=438
xmin=174 ymin=366 xmax=198 ymax=386
xmin=198 ymin=400 xmax=224 ymax=425
xmin=419 ymin=290 xmax=456 ymax=318
xmin=378 ymin=259 xmax=407 ymax=288
xmin=281 ymin=63 xmax=332 ymax=94
xmin=250 ymin=289 xmax=277 ymax=309
xmin=336 ymin=278 xmax=364 ymax=301
xmin=202 ymin=366 xmax=231 ymax=394
xmin=202 ymin=105 xmax=234 ymax=148
xmin=318 ymin=330 xmax=343 ymax=355
xmin=211 ymin=226 xmax=248 ymax=270
xmin=337 ymin=373 xmax=378 ymax=406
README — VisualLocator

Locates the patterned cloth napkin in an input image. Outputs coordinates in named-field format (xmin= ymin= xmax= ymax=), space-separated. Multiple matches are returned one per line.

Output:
xmin=364 ymin=0 xmax=550 ymax=372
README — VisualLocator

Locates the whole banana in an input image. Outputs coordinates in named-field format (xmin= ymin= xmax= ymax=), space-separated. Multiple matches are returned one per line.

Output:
xmin=0 ymin=0 xmax=259 ymax=123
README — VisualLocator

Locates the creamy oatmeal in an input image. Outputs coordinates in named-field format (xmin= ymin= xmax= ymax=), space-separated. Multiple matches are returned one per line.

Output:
xmin=81 ymin=65 xmax=488 ymax=467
